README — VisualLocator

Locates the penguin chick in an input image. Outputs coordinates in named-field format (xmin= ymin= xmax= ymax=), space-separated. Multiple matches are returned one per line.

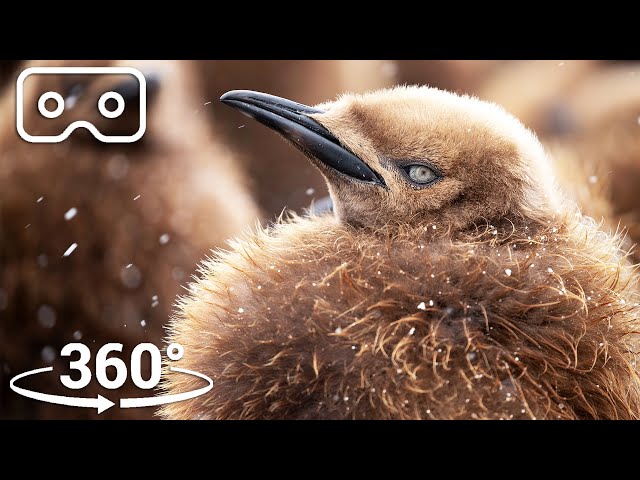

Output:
xmin=0 ymin=60 xmax=259 ymax=419
xmin=543 ymin=65 xmax=640 ymax=260
xmin=161 ymin=86 xmax=640 ymax=420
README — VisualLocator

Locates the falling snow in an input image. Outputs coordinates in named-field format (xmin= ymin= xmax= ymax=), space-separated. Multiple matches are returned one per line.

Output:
xmin=37 ymin=196 xmax=44 ymax=203
xmin=120 ymin=264 xmax=142 ymax=289
xmin=62 ymin=243 xmax=78 ymax=257
xmin=588 ymin=175 xmax=598 ymax=184
xmin=505 ymin=269 xmax=512 ymax=277
xmin=41 ymin=346 xmax=56 ymax=363
xmin=73 ymin=330 xmax=82 ymax=340
xmin=37 ymin=254 xmax=48 ymax=268
xmin=37 ymin=305 xmax=56 ymax=328
xmin=171 ymin=267 xmax=185 ymax=281
xmin=140 ymin=320 xmax=147 ymax=327
xmin=107 ymin=154 xmax=129 ymax=180
xmin=159 ymin=233 xmax=170 ymax=245
xmin=133 ymin=195 xmax=141 ymax=201
xmin=417 ymin=302 xmax=427 ymax=310
xmin=64 ymin=207 xmax=78 ymax=221
xmin=305 ymin=188 xmax=315 ymax=196
xmin=238 ymin=307 xmax=244 ymax=313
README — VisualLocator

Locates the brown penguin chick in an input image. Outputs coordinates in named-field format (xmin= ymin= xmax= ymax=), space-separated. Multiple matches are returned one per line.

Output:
xmin=161 ymin=86 xmax=640 ymax=420
xmin=0 ymin=60 xmax=258 ymax=419
xmin=196 ymin=61 xmax=392 ymax=217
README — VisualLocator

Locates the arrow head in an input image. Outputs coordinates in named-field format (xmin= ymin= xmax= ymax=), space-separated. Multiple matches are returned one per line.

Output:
xmin=97 ymin=395 xmax=115 ymax=414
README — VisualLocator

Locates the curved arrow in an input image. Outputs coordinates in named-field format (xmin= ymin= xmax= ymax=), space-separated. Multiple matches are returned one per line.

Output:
xmin=9 ymin=367 xmax=115 ymax=414
xmin=120 ymin=367 xmax=213 ymax=409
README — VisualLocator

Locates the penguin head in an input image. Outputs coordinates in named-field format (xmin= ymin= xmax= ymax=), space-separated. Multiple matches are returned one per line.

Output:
xmin=221 ymin=86 xmax=561 ymax=230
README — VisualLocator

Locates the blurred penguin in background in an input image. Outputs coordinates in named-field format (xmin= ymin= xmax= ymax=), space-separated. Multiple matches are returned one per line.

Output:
xmin=541 ymin=63 xmax=640 ymax=260
xmin=477 ymin=60 xmax=603 ymax=136
xmin=0 ymin=60 xmax=259 ymax=419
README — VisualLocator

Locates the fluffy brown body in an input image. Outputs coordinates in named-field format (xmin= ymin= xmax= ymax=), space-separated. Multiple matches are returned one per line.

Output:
xmin=0 ymin=60 xmax=258 ymax=419
xmin=164 ymin=215 xmax=640 ymax=419
xmin=161 ymin=86 xmax=640 ymax=420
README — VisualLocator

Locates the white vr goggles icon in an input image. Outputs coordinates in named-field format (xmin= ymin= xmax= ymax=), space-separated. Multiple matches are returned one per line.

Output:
xmin=16 ymin=66 xmax=147 ymax=144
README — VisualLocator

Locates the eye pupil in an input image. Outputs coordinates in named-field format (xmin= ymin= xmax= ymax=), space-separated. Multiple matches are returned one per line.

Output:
xmin=407 ymin=164 xmax=437 ymax=184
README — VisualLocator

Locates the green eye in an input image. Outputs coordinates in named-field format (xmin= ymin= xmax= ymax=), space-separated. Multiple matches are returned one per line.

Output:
xmin=405 ymin=164 xmax=438 ymax=184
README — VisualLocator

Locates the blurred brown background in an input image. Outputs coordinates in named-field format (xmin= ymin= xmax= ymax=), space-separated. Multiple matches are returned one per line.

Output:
xmin=1 ymin=60 xmax=638 ymax=419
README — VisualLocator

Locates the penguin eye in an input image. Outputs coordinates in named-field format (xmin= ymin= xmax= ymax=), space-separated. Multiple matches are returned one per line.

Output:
xmin=403 ymin=164 xmax=439 ymax=185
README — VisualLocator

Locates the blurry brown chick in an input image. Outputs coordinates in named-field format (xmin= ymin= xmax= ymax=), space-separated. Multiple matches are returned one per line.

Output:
xmin=543 ymin=64 xmax=640 ymax=260
xmin=0 ymin=60 xmax=258 ymax=419
xmin=161 ymin=86 xmax=640 ymax=420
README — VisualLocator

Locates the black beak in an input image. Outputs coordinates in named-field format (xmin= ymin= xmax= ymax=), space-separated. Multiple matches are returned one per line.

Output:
xmin=219 ymin=90 xmax=385 ymax=186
